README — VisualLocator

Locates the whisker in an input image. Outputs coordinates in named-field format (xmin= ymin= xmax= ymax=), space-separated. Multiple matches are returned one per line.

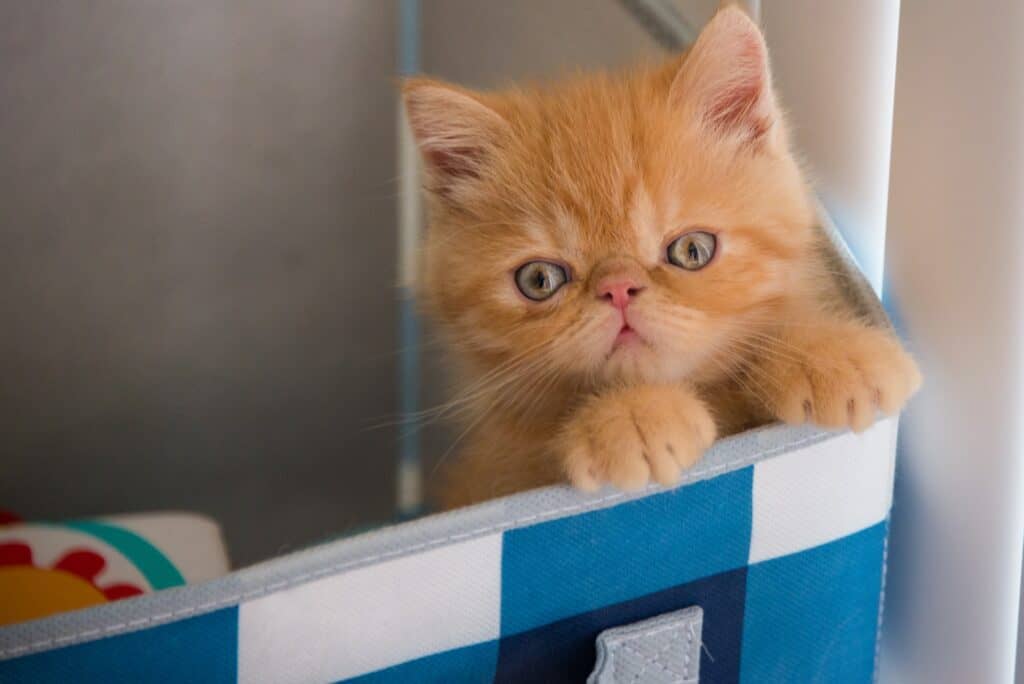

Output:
xmin=367 ymin=339 xmax=556 ymax=430
xmin=430 ymin=350 xmax=563 ymax=476
xmin=725 ymin=335 xmax=808 ymax=367
xmin=705 ymin=344 xmax=770 ymax=406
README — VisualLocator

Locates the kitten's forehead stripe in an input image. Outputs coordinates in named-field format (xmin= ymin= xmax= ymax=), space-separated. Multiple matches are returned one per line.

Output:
xmin=627 ymin=181 xmax=664 ymax=261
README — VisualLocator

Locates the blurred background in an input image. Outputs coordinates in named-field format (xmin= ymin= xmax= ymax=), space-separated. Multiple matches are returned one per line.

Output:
xmin=2 ymin=2 xmax=1023 ymax=681
xmin=0 ymin=0 xmax=687 ymax=567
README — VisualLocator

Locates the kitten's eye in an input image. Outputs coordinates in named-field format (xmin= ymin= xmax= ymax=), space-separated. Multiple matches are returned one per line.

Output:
xmin=667 ymin=231 xmax=716 ymax=270
xmin=514 ymin=261 xmax=569 ymax=301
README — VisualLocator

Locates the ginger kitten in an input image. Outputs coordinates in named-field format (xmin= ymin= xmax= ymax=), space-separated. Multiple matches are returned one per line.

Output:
xmin=402 ymin=7 xmax=921 ymax=510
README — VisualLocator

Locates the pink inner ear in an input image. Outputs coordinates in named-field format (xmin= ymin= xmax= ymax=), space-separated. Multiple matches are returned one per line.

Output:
xmin=426 ymin=145 xmax=483 ymax=182
xmin=708 ymin=79 xmax=760 ymax=128
xmin=714 ymin=36 xmax=767 ymax=130
xmin=706 ymin=78 xmax=771 ymax=141
xmin=685 ymin=16 xmax=774 ymax=143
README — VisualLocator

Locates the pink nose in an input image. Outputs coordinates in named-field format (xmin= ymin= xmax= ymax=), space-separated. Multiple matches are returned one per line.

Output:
xmin=597 ymin=278 xmax=644 ymax=310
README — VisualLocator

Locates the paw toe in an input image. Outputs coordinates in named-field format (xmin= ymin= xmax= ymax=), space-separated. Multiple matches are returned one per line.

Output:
xmin=564 ymin=442 xmax=600 ymax=492
xmin=646 ymin=446 xmax=682 ymax=486
xmin=775 ymin=372 xmax=813 ymax=425
xmin=606 ymin=451 xmax=650 ymax=491
xmin=847 ymin=390 xmax=875 ymax=432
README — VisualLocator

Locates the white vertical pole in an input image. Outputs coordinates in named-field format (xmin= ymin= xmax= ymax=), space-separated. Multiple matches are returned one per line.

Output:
xmin=396 ymin=0 xmax=423 ymax=517
xmin=761 ymin=1 xmax=900 ymax=295
xmin=881 ymin=2 xmax=1024 ymax=681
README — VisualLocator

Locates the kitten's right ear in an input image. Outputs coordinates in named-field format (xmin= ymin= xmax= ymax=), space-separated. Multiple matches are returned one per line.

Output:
xmin=401 ymin=79 xmax=509 ymax=200
xmin=670 ymin=6 xmax=778 ymax=148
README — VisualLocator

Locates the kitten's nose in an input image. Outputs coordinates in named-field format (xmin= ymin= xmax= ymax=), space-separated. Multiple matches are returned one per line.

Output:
xmin=597 ymin=277 xmax=645 ymax=310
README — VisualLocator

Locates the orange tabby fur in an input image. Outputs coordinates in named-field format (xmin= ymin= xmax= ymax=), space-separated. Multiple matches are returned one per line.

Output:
xmin=403 ymin=7 xmax=921 ymax=510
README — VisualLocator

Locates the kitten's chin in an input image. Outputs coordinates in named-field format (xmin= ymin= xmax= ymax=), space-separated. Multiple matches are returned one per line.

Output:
xmin=595 ymin=343 xmax=695 ymax=386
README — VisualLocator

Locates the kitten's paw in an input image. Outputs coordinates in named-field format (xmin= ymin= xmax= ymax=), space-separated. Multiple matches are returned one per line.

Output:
xmin=560 ymin=385 xmax=716 ymax=492
xmin=765 ymin=324 xmax=922 ymax=432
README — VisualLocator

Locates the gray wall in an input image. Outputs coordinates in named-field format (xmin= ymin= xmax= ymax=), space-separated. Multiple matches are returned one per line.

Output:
xmin=0 ymin=1 xmax=401 ymax=565
xmin=0 ymin=1 xmax=664 ymax=565
xmin=422 ymin=0 xmax=664 ymax=86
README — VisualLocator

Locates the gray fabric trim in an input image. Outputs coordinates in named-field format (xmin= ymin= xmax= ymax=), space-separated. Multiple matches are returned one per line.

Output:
xmin=0 ymin=207 xmax=892 ymax=661
xmin=0 ymin=423 xmax=834 ymax=660
xmin=589 ymin=606 xmax=703 ymax=684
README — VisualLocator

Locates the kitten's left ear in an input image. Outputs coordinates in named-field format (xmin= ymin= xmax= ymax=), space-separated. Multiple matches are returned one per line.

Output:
xmin=670 ymin=6 xmax=778 ymax=147
xmin=401 ymin=78 xmax=510 ymax=201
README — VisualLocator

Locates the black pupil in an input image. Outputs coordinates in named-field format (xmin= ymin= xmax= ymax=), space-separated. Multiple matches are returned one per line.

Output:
xmin=533 ymin=269 xmax=547 ymax=290
xmin=688 ymin=242 xmax=699 ymax=262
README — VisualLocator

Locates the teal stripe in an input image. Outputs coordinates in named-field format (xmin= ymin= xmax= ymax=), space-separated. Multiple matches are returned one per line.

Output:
xmin=398 ymin=0 xmax=420 ymax=76
xmin=397 ymin=0 xmax=423 ymax=518
xmin=397 ymin=292 xmax=422 ymax=517
xmin=60 ymin=520 xmax=185 ymax=590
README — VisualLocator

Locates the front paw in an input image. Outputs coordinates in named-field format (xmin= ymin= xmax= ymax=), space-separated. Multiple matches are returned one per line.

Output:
xmin=559 ymin=384 xmax=716 ymax=492
xmin=764 ymin=324 xmax=922 ymax=432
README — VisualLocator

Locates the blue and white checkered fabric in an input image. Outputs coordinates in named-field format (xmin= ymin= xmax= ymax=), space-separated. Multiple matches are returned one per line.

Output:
xmin=0 ymin=418 xmax=896 ymax=683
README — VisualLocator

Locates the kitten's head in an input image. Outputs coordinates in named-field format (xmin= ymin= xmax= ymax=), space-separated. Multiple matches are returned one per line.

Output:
xmin=404 ymin=8 xmax=816 ymax=391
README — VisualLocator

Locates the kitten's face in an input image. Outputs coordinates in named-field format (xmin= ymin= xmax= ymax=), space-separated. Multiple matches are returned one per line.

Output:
xmin=407 ymin=8 xmax=816 ymax=390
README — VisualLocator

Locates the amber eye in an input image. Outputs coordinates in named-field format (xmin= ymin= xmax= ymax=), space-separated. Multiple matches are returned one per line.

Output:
xmin=667 ymin=231 xmax=716 ymax=270
xmin=514 ymin=261 xmax=569 ymax=301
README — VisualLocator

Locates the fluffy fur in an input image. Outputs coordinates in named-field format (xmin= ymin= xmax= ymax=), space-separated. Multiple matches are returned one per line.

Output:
xmin=402 ymin=7 xmax=921 ymax=509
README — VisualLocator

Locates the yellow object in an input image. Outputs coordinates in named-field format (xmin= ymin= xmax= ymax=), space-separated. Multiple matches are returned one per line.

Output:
xmin=0 ymin=566 xmax=107 ymax=625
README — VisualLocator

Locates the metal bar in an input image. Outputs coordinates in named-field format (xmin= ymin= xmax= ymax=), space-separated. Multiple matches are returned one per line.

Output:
xmin=396 ymin=0 xmax=423 ymax=517
xmin=615 ymin=0 xmax=697 ymax=50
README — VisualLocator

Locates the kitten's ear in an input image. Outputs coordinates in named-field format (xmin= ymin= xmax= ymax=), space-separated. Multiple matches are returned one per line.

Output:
xmin=670 ymin=6 xmax=777 ymax=147
xmin=401 ymin=79 xmax=509 ymax=199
